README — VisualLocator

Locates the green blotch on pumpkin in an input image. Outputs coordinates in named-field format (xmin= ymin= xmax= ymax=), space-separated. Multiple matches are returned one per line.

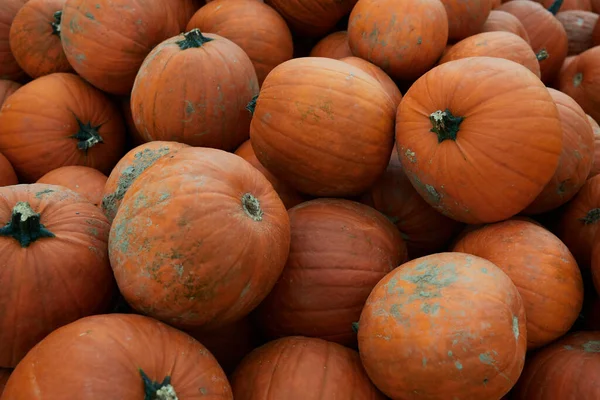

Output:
xmin=455 ymin=361 xmax=463 ymax=370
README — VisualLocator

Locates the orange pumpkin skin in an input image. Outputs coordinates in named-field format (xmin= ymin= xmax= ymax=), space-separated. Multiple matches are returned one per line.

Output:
xmin=556 ymin=10 xmax=599 ymax=55
xmin=480 ymin=10 xmax=531 ymax=43
xmin=512 ymin=331 xmax=600 ymax=399
xmin=557 ymin=46 xmax=600 ymax=123
xmin=395 ymin=57 xmax=563 ymax=224
xmin=594 ymin=0 xmax=600 ymax=11
xmin=348 ymin=0 xmax=449 ymax=81
xmin=0 ymin=153 xmax=17 ymax=187
xmin=109 ymin=147 xmax=291 ymax=330
xmin=250 ymin=57 xmax=396 ymax=197
xmin=101 ymin=141 xmax=190 ymax=224
xmin=60 ymin=0 xmax=201 ymax=95
xmin=309 ymin=31 xmax=352 ymax=59
xmin=357 ymin=252 xmax=527 ymax=400
xmin=440 ymin=0 xmax=493 ymax=41
xmin=234 ymin=140 xmax=304 ymax=209
xmin=37 ymin=166 xmax=108 ymax=207
xmin=0 ymin=0 xmax=28 ymax=81
xmin=524 ymin=88 xmax=594 ymax=214
xmin=131 ymin=30 xmax=258 ymax=150
xmin=439 ymin=31 xmax=541 ymax=77
xmin=0 ymin=369 xmax=9 ymax=395
xmin=0 ymin=80 xmax=20 ymax=107
xmin=255 ymin=199 xmax=407 ymax=347
xmin=452 ymin=219 xmax=584 ymax=349
xmin=230 ymin=336 xmax=386 ymax=400
xmin=1 ymin=314 xmax=233 ymax=400
xmin=588 ymin=114 xmax=600 ymax=178
xmin=9 ymin=0 xmax=73 ymax=79
xmin=0 ymin=73 xmax=125 ymax=183
xmin=0 ymin=184 xmax=115 ymax=367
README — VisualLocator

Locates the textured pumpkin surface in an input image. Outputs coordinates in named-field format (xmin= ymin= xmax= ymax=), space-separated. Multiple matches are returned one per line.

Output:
xmin=131 ymin=30 xmax=258 ymax=150
xmin=588 ymin=115 xmax=600 ymax=178
xmin=0 ymin=184 xmax=114 ymax=367
xmin=0 ymin=153 xmax=17 ymax=187
xmin=348 ymin=0 xmax=449 ymax=81
xmin=0 ymin=73 xmax=125 ymax=182
xmin=109 ymin=147 xmax=290 ymax=330
xmin=1 ymin=314 xmax=233 ymax=399
xmin=0 ymin=80 xmax=20 ymax=108
xmin=452 ymin=219 xmax=584 ymax=349
xmin=480 ymin=10 xmax=531 ymax=43
xmin=250 ymin=57 xmax=395 ymax=197
xmin=230 ymin=336 xmax=386 ymax=400
xmin=512 ymin=331 xmax=600 ymax=399
xmin=37 ymin=166 xmax=107 ymax=207
xmin=101 ymin=141 xmax=189 ymax=223
xmin=395 ymin=57 xmax=562 ymax=224
xmin=557 ymin=46 xmax=600 ymax=123
xmin=186 ymin=0 xmax=293 ymax=86
xmin=256 ymin=198 xmax=407 ymax=347
xmin=0 ymin=369 xmax=9 ymax=395
xmin=440 ymin=0 xmax=493 ymax=40
xmin=9 ymin=0 xmax=73 ymax=79
xmin=0 ymin=0 xmax=27 ymax=81
xmin=340 ymin=56 xmax=402 ymax=109
xmin=556 ymin=10 xmax=599 ymax=55
xmin=357 ymin=252 xmax=527 ymax=400
xmin=309 ymin=31 xmax=353 ymax=59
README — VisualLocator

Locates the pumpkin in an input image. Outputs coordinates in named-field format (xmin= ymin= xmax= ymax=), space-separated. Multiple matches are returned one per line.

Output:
xmin=101 ymin=141 xmax=190 ymax=224
xmin=131 ymin=29 xmax=258 ymax=150
xmin=0 ymin=184 xmax=115 ymax=367
xmin=348 ymin=0 xmax=449 ymax=81
xmin=234 ymin=140 xmax=304 ymax=209
xmin=498 ymin=0 xmax=569 ymax=83
xmin=557 ymin=10 xmax=599 ymax=55
xmin=438 ymin=31 xmax=542 ymax=77
xmin=0 ymin=369 xmax=10 ymax=395
xmin=452 ymin=219 xmax=584 ymax=349
xmin=588 ymin=115 xmax=600 ymax=178
xmin=524 ymin=88 xmax=594 ymax=214
xmin=9 ymin=0 xmax=73 ymax=79
xmin=557 ymin=46 xmax=600 ymax=123
xmin=512 ymin=331 xmax=600 ymax=399
xmin=186 ymin=0 xmax=293 ymax=86
xmin=440 ymin=0 xmax=493 ymax=40
xmin=109 ymin=147 xmax=291 ymax=330
xmin=255 ymin=198 xmax=407 ymax=347
xmin=395 ymin=57 xmax=563 ymax=224
xmin=1 ymin=314 xmax=233 ymax=399
xmin=594 ymin=0 xmax=600 ymax=11
xmin=309 ymin=31 xmax=352 ymax=59
xmin=249 ymin=57 xmax=395 ymax=197
xmin=0 ymin=153 xmax=17 ymax=187
xmin=0 ymin=80 xmax=20 ymax=107
xmin=230 ymin=336 xmax=386 ymax=400
xmin=0 ymin=73 xmax=125 ymax=183
xmin=480 ymin=10 xmax=531 ymax=43
xmin=37 ymin=166 xmax=108 ymax=207
xmin=60 ymin=0 xmax=201 ymax=95
xmin=357 ymin=252 xmax=527 ymax=400
xmin=0 ymin=0 xmax=28 ymax=81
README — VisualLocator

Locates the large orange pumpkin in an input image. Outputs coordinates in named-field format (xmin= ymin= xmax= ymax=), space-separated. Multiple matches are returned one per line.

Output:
xmin=230 ymin=336 xmax=386 ymax=400
xmin=440 ymin=0 xmax=493 ymax=40
xmin=1 ymin=314 xmax=233 ymax=399
xmin=0 ymin=184 xmax=115 ymax=367
xmin=0 ymin=80 xmax=20 ymax=107
xmin=0 ymin=73 xmax=125 ymax=182
xmin=37 ymin=166 xmax=108 ymax=207
xmin=395 ymin=57 xmax=563 ymax=224
xmin=309 ymin=31 xmax=352 ymax=59
xmin=556 ymin=10 xmax=599 ymax=54
xmin=588 ymin=114 xmax=600 ymax=178
xmin=0 ymin=0 xmax=28 ymax=81
xmin=480 ymin=10 xmax=531 ymax=43
xmin=357 ymin=252 xmax=527 ymax=400
xmin=0 ymin=153 xmax=17 ymax=187
xmin=109 ymin=147 xmax=291 ymax=330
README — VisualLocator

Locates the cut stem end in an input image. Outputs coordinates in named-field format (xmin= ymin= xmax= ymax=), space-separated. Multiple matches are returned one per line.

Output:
xmin=429 ymin=109 xmax=464 ymax=143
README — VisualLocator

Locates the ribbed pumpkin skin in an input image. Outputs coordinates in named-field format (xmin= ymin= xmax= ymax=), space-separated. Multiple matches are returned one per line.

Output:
xmin=556 ymin=10 xmax=599 ymax=55
xmin=309 ymin=31 xmax=352 ymax=59
xmin=37 ymin=166 xmax=108 ymax=207
xmin=250 ymin=57 xmax=396 ymax=197
xmin=395 ymin=57 xmax=563 ymax=224
xmin=230 ymin=336 xmax=386 ymax=400
xmin=340 ymin=56 xmax=402 ymax=109
xmin=0 ymin=80 xmax=20 ymax=107
xmin=0 ymin=153 xmax=17 ymax=187
xmin=109 ymin=147 xmax=290 ymax=331
xmin=440 ymin=0 xmax=493 ymax=41
xmin=1 ymin=314 xmax=233 ymax=400
xmin=480 ymin=10 xmax=530 ymax=43
xmin=452 ymin=219 xmax=584 ymax=349
xmin=588 ymin=114 xmax=600 ymax=178
xmin=357 ymin=252 xmax=527 ymax=400
xmin=0 ymin=0 xmax=28 ymax=81
xmin=0 ymin=184 xmax=115 ymax=367
xmin=255 ymin=199 xmax=407 ymax=347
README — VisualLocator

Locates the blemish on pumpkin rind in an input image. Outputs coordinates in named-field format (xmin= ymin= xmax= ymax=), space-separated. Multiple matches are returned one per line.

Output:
xmin=512 ymin=316 xmax=519 ymax=339
xmin=478 ymin=352 xmax=495 ymax=365
xmin=583 ymin=340 xmax=600 ymax=352
xmin=405 ymin=149 xmax=417 ymax=163
xmin=35 ymin=189 xmax=55 ymax=198
xmin=455 ymin=361 xmax=463 ymax=370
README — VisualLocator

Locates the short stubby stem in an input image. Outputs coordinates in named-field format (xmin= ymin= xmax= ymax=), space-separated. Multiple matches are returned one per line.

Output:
xmin=246 ymin=94 xmax=258 ymax=115
xmin=51 ymin=11 xmax=62 ymax=36
xmin=548 ymin=0 xmax=564 ymax=15
xmin=140 ymin=369 xmax=178 ymax=400
xmin=579 ymin=208 xmax=600 ymax=225
xmin=536 ymin=49 xmax=549 ymax=62
xmin=429 ymin=109 xmax=464 ymax=143
xmin=242 ymin=193 xmax=263 ymax=221
xmin=176 ymin=28 xmax=213 ymax=50
xmin=573 ymin=72 xmax=583 ymax=88
xmin=70 ymin=115 xmax=104 ymax=151
xmin=0 ymin=201 xmax=55 ymax=247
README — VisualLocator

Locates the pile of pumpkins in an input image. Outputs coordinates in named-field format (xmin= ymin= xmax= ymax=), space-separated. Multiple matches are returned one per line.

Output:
xmin=1 ymin=0 xmax=600 ymax=398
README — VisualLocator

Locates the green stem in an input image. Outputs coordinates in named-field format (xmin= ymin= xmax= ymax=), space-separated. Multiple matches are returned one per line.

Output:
xmin=176 ymin=28 xmax=213 ymax=50
xmin=579 ymin=208 xmax=600 ymax=225
xmin=0 ymin=202 xmax=55 ymax=247
xmin=429 ymin=109 xmax=464 ymax=143
xmin=573 ymin=72 xmax=583 ymax=87
xmin=246 ymin=94 xmax=258 ymax=115
xmin=536 ymin=49 xmax=549 ymax=61
xmin=51 ymin=11 xmax=62 ymax=36
xmin=140 ymin=369 xmax=178 ymax=400
xmin=352 ymin=322 xmax=359 ymax=334
xmin=242 ymin=193 xmax=263 ymax=221
xmin=548 ymin=0 xmax=564 ymax=15
xmin=70 ymin=115 xmax=104 ymax=152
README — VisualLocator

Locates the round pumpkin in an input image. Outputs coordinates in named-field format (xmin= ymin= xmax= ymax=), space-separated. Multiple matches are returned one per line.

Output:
xmin=101 ymin=141 xmax=190 ymax=224
xmin=0 ymin=153 xmax=17 ymax=187
xmin=0 ymin=184 xmax=115 ymax=367
xmin=186 ymin=0 xmax=293 ymax=86
xmin=131 ymin=29 xmax=258 ymax=150
xmin=109 ymin=147 xmax=291 ymax=330
xmin=230 ymin=336 xmax=386 ymax=400
xmin=348 ymin=0 xmax=449 ymax=81
xmin=1 ymin=313 xmax=233 ymax=399
xmin=556 ymin=10 xmax=599 ymax=55
xmin=440 ymin=0 xmax=493 ymax=40
xmin=0 ymin=0 xmax=28 ymax=81
xmin=357 ymin=252 xmax=527 ymax=400
xmin=9 ymin=0 xmax=73 ymax=79
xmin=0 ymin=73 xmax=125 ymax=183
xmin=36 ymin=166 xmax=107 ymax=207
xmin=0 ymin=80 xmax=20 ymax=107
xmin=588 ymin=114 xmax=600 ymax=178
xmin=340 ymin=56 xmax=403 ymax=108
xmin=255 ymin=198 xmax=407 ymax=347
xmin=395 ymin=57 xmax=563 ymax=224
xmin=480 ymin=10 xmax=531 ymax=43
xmin=0 ymin=369 xmax=10 ymax=395
xmin=250 ymin=57 xmax=395 ymax=197
xmin=309 ymin=31 xmax=352 ymax=59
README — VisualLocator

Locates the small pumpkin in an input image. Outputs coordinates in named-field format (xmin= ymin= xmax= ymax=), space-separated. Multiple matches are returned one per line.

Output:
xmin=480 ymin=10 xmax=531 ymax=43
xmin=37 ymin=166 xmax=108 ymax=207
xmin=588 ymin=114 xmax=600 ymax=178
xmin=309 ymin=31 xmax=352 ymax=59
xmin=340 ymin=56 xmax=403 ymax=108
xmin=556 ymin=10 xmax=599 ymax=54
xmin=0 ymin=0 xmax=28 ymax=81
xmin=0 ymin=153 xmax=17 ymax=187
xmin=557 ymin=46 xmax=600 ymax=123
xmin=0 ymin=80 xmax=20 ymax=107
xmin=440 ymin=0 xmax=493 ymax=40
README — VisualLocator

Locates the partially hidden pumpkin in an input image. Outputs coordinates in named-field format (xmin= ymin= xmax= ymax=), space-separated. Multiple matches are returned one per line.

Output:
xmin=309 ymin=31 xmax=352 ymax=59
xmin=0 ymin=80 xmax=20 ymax=107
xmin=0 ymin=0 xmax=28 ymax=81
xmin=556 ymin=10 xmax=599 ymax=55
xmin=440 ymin=0 xmax=493 ymax=41
xmin=479 ymin=10 xmax=531 ymax=43
xmin=37 ymin=166 xmax=108 ymax=207
xmin=0 ymin=153 xmax=17 ymax=187
xmin=588 ymin=114 xmax=600 ymax=178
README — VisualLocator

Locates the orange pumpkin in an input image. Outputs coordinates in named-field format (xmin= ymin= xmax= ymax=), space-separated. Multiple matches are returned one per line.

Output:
xmin=340 ymin=56 xmax=403 ymax=108
xmin=480 ymin=10 xmax=531 ymax=43
xmin=37 ymin=166 xmax=108 ymax=207
xmin=357 ymin=252 xmax=527 ymax=400
xmin=309 ymin=31 xmax=352 ymax=59
xmin=440 ymin=0 xmax=493 ymax=40
xmin=0 ymin=153 xmax=17 ymax=187
xmin=557 ymin=46 xmax=600 ymax=123
xmin=588 ymin=114 xmax=600 ymax=178
xmin=0 ymin=80 xmax=20 ymax=107
xmin=556 ymin=10 xmax=599 ymax=54
xmin=395 ymin=57 xmax=563 ymax=224
xmin=0 ymin=0 xmax=28 ymax=81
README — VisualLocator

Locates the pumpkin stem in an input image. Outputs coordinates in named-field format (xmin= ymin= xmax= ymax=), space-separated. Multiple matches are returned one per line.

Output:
xmin=0 ymin=202 xmax=55 ymax=247
xmin=140 ymin=369 xmax=178 ymax=400
xmin=242 ymin=193 xmax=263 ymax=221
xmin=536 ymin=49 xmax=549 ymax=61
xmin=573 ymin=72 xmax=583 ymax=87
xmin=579 ymin=208 xmax=600 ymax=225
xmin=352 ymin=322 xmax=359 ymax=333
xmin=429 ymin=109 xmax=463 ymax=143
xmin=246 ymin=94 xmax=258 ymax=115
xmin=51 ymin=11 xmax=62 ymax=36
xmin=70 ymin=115 xmax=104 ymax=152
xmin=176 ymin=28 xmax=213 ymax=50
xmin=548 ymin=0 xmax=564 ymax=15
